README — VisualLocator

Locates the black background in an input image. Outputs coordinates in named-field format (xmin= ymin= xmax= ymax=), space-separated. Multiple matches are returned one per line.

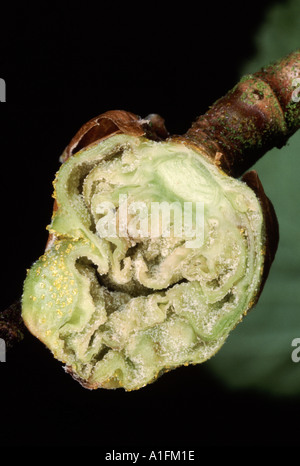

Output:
xmin=1 ymin=1 xmax=300 ymax=448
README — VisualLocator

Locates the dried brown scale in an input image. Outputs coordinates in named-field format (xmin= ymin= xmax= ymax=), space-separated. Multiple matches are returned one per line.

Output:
xmin=60 ymin=110 xmax=169 ymax=163
xmin=60 ymin=110 xmax=147 ymax=162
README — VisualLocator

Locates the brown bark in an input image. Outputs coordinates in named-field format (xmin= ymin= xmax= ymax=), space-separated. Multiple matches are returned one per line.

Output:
xmin=60 ymin=110 xmax=169 ymax=163
xmin=185 ymin=50 xmax=300 ymax=177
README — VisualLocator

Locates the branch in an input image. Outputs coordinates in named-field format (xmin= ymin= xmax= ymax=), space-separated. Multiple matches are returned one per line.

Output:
xmin=185 ymin=50 xmax=300 ymax=177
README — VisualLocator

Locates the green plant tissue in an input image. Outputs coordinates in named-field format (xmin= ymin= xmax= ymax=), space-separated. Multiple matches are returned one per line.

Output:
xmin=207 ymin=0 xmax=300 ymax=396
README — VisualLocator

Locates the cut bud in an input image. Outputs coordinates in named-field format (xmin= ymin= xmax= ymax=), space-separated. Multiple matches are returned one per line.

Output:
xmin=21 ymin=109 xmax=279 ymax=390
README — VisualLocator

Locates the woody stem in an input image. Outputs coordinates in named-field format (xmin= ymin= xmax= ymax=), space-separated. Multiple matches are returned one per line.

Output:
xmin=185 ymin=50 xmax=300 ymax=177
